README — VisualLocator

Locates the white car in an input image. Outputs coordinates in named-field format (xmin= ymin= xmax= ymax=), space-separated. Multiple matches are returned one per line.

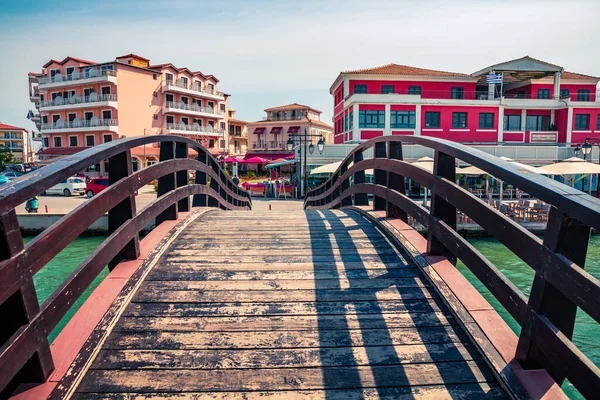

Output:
xmin=45 ymin=177 xmax=86 ymax=196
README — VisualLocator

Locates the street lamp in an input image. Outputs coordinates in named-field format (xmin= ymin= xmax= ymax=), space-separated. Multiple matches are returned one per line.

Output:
xmin=286 ymin=138 xmax=294 ymax=152
xmin=308 ymin=143 xmax=315 ymax=155
xmin=574 ymin=144 xmax=582 ymax=156
xmin=317 ymin=138 xmax=325 ymax=154
xmin=288 ymin=128 xmax=325 ymax=197
xmin=582 ymin=140 xmax=593 ymax=160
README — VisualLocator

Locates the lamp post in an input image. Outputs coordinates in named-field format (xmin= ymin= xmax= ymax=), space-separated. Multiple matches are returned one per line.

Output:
xmin=581 ymin=137 xmax=600 ymax=197
xmin=287 ymin=128 xmax=324 ymax=197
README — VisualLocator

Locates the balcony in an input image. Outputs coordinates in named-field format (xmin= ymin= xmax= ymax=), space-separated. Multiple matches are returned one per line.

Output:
xmin=41 ymin=118 xmax=119 ymax=134
xmin=163 ymin=123 xmax=224 ymax=136
xmin=262 ymin=115 xmax=305 ymax=121
xmin=39 ymin=69 xmax=117 ymax=89
xmin=30 ymin=87 xmax=40 ymax=101
xmin=162 ymin=101 xmax=225 ymax=119
xmin=40 ymin=94 xmax=118 ymax=111
xmin=162 ymin=80 xmax=225 ymax=101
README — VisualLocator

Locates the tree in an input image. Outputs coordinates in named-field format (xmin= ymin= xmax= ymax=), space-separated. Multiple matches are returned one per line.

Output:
xmin=0 ymin=148 xmax=15 ymax=170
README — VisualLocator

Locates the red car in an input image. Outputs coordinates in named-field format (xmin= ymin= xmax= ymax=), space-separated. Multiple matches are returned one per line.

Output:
xmin=85 ymin=177 xmax=109 ymax=198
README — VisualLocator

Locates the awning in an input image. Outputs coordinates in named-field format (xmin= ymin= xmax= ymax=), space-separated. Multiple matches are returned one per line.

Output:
xmin=239 ymin=156 xmax=265 ymax=164
xmin=270 ymin=127 xmax=283 ymax=134
xmin=310 ymin=161 xmax=342 ymax=175
xmin=246 ymin=153 xmax=293 ymax=160
xmin=266 ymin=159 xmax=297 ymax=169
xmin=253 ymin=127 xmax=266 ymax=134
xmin=536 ymin=157 xmax=600 ymax=175
xmin=287 ymin=126 xmax=300 ymax=134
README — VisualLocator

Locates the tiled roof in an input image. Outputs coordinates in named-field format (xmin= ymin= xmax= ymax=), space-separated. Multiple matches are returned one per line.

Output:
xmin=147 ymin=64 xmax=219 ymax=82
xmin=116 ymin=53 xmax=150 ymax=62
xmin=43 ymin=56 xmax=96 ymax=68
xmin=37 ymin=146 xmax=88 ymax=155
xmin=0 ymin=123 xmax=26 ymax=131
xmin=264 ymin=103 xmax=323 ymax=113
xmin=562 ymin=71 xmax=599 ymax=80
xmin=342 ymin=63 xmax=470 ymax=77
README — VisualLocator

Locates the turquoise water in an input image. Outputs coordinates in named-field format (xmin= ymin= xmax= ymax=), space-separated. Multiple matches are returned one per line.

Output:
xmin=457 ymin=235 xmax=600 ymax=399
xmin=29 ymin=234 xmax=598 ymax=398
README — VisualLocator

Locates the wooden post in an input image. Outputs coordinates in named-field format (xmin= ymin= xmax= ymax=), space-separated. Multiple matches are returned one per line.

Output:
xmin=0 ymin=210 xmax=54 ymax=394
xmin=340 ymin=161 xmax=351 ymax=208
xmin=387 ymin=141 xmax=408 ymax=221
xmin=373 ymin=142 xmax=387 ymax=211
xmin=516 ymin=207 xmax=591 ymax=384
xmin=208 ymin=159 xmax=220 ymax=208
xmin=427 ymin=151 xmax=457 ymax=265
xmin=353 ymin=150 xmax=369 ymax=206
xmin=175 ymin=142 xmax=190 ymax=212
xmin=156 ymin=141 xmax=177 ymax=224
xmin=108 ymin=150 xmax=140 ymax=270
xmin=192 ymin=151 xmax=207 ymax=207
xmin=219 ymin=170 xmax=227 ymax=210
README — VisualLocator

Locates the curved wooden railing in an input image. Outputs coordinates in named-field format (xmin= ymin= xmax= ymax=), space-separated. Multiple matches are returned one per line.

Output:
xmin=0 ymin=135 xmax=250 ymax=395
xmin=305 ymin=136 xmax=600 ymax=398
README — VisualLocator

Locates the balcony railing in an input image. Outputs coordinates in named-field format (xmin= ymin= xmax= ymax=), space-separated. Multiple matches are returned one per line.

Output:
xmin=263 ymin=115 xmax=305 ymax=121
xmin=163 ymin=80 xmax=224 ymax=97
xmin=39 ymin=69 xmax=116 ymax=85
xmin=40 ymin=94 xmax=117 ymax=108
xmin=164 ymin=101 xmax=224 ymax=116
xmin=3 ymin=135 xmax=22 ymax=139
xmin=164 ymin=123 xmax=224 ymax=135
xmin=269 ymin=141 xmax=284 ymax=149
xmin=41 ymin=119 xmax=118 ymax=130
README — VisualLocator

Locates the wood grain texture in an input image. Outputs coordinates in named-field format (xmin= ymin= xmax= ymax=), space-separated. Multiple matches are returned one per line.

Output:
xmin=74 ymin=209 xmax=507 ymax=398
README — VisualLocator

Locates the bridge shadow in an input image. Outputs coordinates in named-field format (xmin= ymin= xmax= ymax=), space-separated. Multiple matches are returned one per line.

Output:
xmin=306 ymin=209 xmax=498 ymax=399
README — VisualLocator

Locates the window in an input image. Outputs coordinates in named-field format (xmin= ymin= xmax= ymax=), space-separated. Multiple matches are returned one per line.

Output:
xmin=516 ymin=91 xmax=525 ymax=98
xmin=452 ymin=112 xmax=468 ymax=128
xmin=165 ymin=73 xmax=173 ymax=82
xmin=42 ymin=116 xmax=48 ymax=124
xmin=50 ymin=69 xmax=59 ymax=77
xmin=354 ymin=84 xmax=367 ymax=94
xmin=194 ymin=80 xmax=202 ymax=89
xmin=207 ymin=83 xmax=214 ymax=92
xmin=526 ymin=115 xmax=551 ymax=131
xmin=86 ymin=135 xmax=95 ymax=146
xmin=560 ymin=89 xmax=570 ymax=99
xmin=577 ymin=89 xmax=591 ymax=101
xmin=390 ymin=111 xmax=416 ymax=129
xmin=451 ymin=87 xmax=464 ymax=99
xmin=53 ymin=114 xmax=60 ymax=123
xmin=181 ymin=117 xmax=189 ymax=125
xmin=208 ymin=120 xmax=215 ymax=127
xmin=181 ymin=77 xmax=188 ymax=86
xmin=381 ymin=85 xmax=394 ymax=94
xmin=100 ymin=64 xmax=114 ymax=72
xmin=166 ymin=94 xmax=174 ymax=103
xmin=503 ymin=115 xmax=522 ymax=131
xmin=102 ymin=110 xmax=112 ymax=120
xmin=84 ymin=112 xmax=93 ymax=121
xmin=208 ymin=101 xmax=214 ymax=109
xmin=84 ymin=88 xmax=94 ymax=97
xmin=358 ymin=110 xmax=385 ymax=128
xmin=62 ymin=90 xmax=75 ymax=99
xmin=54 ymin=137 xmax=62 ymax=147
xmin=166 ymin=115 xmax=174 ymax=124
xmin=153 ymin=74 xmax=157 ymax=80
xmin=220 ymin=139 xmax=226 ymax=148
xmin=344 ymin=114 xmax=348 ymax=131
xmin=103 ymin=134 xmax=112 ymax=143
xmin=424 ymin=112 xmax=441 ymax=128
xmin=69 ymin=136 xmax=78 ymax=147
xmin=479 ymin=113 xmax=494 ymax=129
xmin=40 ymin=94 xmax=44 ymax=102
xmin=408 ymin=86 xmax=422 ymax=95
xmin=209 ymin=139 xmax=215 ymax=148
xmin=181 ymin=97 xmax=188 ymax=105
xmin=537 ymin=89 xmax=550 ymax=99
xmin=101 ymin=86 xmax=111 ymax=95
xmin=68 ymin=113 xmax=76 ymax=122
xmin=597 ymin=117 xmax=600 ymax=130
xmin=220 ymin=104 xmax=226 ymax=112
xmin=349 ymin=111 xmax=353 ymax=129
xmin=574 ymin=114 xmax=590 ymax=130
xmin=220 ymin=122 xmax=226 ymax=130
xmin=43 ymin=137 xmax=49 ymax=147
xmin=66 ymin=67 xmax=74 ymax=76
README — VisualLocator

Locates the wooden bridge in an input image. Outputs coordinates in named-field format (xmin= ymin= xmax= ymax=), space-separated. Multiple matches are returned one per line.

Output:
xmin=0 ymin=136 xmax=599 ymax=399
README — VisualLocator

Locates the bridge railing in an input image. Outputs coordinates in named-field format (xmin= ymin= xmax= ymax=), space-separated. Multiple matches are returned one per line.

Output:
xmin=0 ymin=135 xmax=250 ymax=395
xmin=304 ymin=136 xmax=600 ymax=399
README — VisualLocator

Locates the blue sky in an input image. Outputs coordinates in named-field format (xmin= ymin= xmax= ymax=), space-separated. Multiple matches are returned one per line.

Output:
xmin=1 ymin=0 xmax=599 ymax=132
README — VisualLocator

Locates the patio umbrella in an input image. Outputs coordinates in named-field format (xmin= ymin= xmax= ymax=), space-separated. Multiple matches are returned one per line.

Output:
xmin=537 ymin=157 xmax=600 ymax=193
xmin=239 ymin=156 xmax=265 ymax=164
xmin=412 ymin=157 xmax=434 ymax=206
xmin=310 ymin=161 xmax=342 ymax=175
xmin=220 ymin=157 xmax=241 ymax=163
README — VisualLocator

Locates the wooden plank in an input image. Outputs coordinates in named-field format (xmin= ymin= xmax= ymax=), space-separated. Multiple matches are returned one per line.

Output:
xmin=71 ymin=383 xmax=508 ymax=399
xmin=146 ymin=268 xmax=422 ymax=281
xmin=166 ymin=248 xmax=401 ymax=257
xmin=77 ymin=360 xmax=497 ymax=392
xmin=161 ymin=254 xmax=404 ymax=264
xmin=154 ymin=261 xmax=412 ymax=270
xmin=115 ymin=312 xmax=456 ymax=333
xmin=141 ymin=277 xmax=430 ymax=291
xmin=124 ymin=299 xmax=448 ymax=317
xmin=92 ymin=342 xmax=481 ymax=370
xmin=133 ymin=286 xmax=437 ymax=303
xmin=106 ymin=325 xmax=467 ymax=350
xmin=172 ymin=241 xmax=395 ymax=250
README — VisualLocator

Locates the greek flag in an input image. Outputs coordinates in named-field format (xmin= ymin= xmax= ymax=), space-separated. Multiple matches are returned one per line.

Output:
xmin=486 ymin=73 xmax=503 ymax=84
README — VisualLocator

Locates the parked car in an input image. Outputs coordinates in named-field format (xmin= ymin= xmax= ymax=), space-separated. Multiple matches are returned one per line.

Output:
xmin=45 ymin=177 xmax=86 ymax=196
xmin=85 ymin=177 xmax=109 ymax=198
xmin=0 ymin=175 xmax=9 ymax=185
xmin=0 ymin=171 xmax=25 ymax=181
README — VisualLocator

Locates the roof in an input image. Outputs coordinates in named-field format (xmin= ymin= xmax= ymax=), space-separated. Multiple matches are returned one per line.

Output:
xmin=228 ymin=118 xmax=248 ymax=124
xmin=342 ymin=63 xmax=470 ymax=77
xmin=472 ymin=56 xmax=564 ymax=76
xmin=43 ymin=56 xmax=96 ymax=69
xmin=37 ymin=146 xmax=88 ymax=156
xmin=147 ymin=64 xmax=219 ymax=82
xmin=562 ymin=71 xmax=599 ymax=80
xmin=0 ymin=123 xmax=27 ymax=131
xmin=116 ymin=53 xmax=150 ymax=62
xmin=248 ymin=117 xmax=332 ymax=130
xmin=264 ymin=103 xmax=323 ymax=113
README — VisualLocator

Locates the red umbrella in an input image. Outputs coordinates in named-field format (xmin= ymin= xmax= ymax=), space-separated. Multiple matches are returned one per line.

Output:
xmin=220 ymin=157 xmax=241 ymax=163
xmin=240 ymin=156 xmax=265 ymax=164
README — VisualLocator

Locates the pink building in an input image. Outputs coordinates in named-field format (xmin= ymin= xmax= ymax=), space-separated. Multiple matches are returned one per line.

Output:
xmin=247 ymin=104 xmax=333 ymax=159
xmin=0 ymin=123 xmax=29 ymax=163
xmin=331 ymin=56 xmax=600 ymax=146
xmin=29 ymin=54 xmax=230 ymax=171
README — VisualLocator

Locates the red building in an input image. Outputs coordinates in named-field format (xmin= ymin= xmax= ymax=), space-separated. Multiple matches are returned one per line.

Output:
xmin=331 ymin=56 xmax=600 ymax=146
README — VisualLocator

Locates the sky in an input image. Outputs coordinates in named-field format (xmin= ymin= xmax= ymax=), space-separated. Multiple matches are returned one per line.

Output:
xmin=1 ymin=0 xmax=599 ymax=133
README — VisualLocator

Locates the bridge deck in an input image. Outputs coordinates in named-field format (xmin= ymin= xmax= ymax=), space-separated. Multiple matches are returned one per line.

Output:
xmin=72 ymin=209 xmax=508 ymax=398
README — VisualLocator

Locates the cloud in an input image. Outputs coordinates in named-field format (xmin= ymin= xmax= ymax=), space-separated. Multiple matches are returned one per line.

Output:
xmin=0 ymin=0 xmax=598 ymax=130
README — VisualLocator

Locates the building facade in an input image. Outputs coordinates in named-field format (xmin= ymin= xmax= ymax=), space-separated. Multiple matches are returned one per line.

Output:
xmin=28 ymin=54 xmax=231 ymax=169
xmin=247 ymin=103 xmax=333 ymax=159
xmin=0 ymin=124 xmax=29 ymax=163
xmin=226 ymin=109 xmax=248 ymax=156
xmin=331 ymin=56 xmax=600 ymax=146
